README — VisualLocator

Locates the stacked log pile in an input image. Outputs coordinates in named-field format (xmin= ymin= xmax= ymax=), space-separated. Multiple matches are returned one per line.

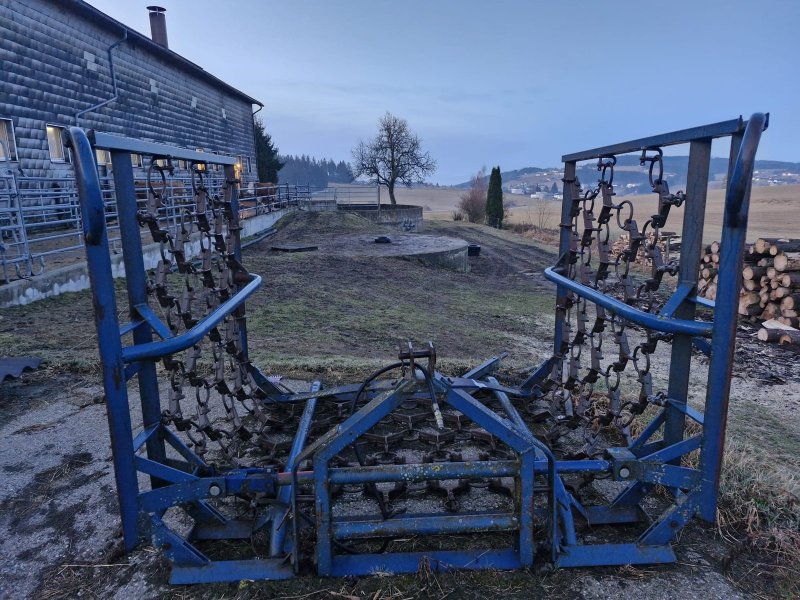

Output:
xmin=611 ymin=231 xmax=681 ymax=265
xmin=698 ymin=238 xmax=800 ymax=345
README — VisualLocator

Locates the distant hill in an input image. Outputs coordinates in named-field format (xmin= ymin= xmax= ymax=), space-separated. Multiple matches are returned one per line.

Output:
xmin=455 ymin=158 xmax=800 ymax=194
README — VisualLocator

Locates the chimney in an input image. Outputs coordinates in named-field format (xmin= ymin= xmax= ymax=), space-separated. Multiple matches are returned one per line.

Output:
xmin=147 ymin=6 xmax=168 ymax=49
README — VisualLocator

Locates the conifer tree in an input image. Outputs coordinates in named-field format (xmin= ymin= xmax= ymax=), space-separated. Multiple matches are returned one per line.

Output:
xmin=486 ymin=166 xmax=504 ymax=228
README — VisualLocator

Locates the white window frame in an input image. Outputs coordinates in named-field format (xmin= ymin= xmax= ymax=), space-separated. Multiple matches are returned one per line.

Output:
xmin=0 ymin=118 xmax=18 ymax=162
xmin=46 ymin=124 xmax=69 ymax=163
xmin=131 ymin=153 xmax=143 ymax=168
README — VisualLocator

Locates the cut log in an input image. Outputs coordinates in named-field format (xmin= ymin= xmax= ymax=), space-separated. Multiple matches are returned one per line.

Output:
xmin=742 ymin=266 xmax=766 ymax=280
xmin=754 ymin=237 xmax=799 ymax=254
xmin=743 ymin=279 xmax=758 ymax=291
xmin=711 ymin=241 xmax=720 ymax=254
xmin=780 ymin=272 xmax=800 ymax=287
xmin=774 ymin=252 xmax=800 ymax=272
xmin=778 ymin=330 xmax=800 ymax=346
xmin=761 ymin=303 xmax=781 ymax=320
xmin=740 ymin=303 xmax=763 ymax=317
xmin=775 ymin=287 xmax=793 ymax=299
xmin=779 ymin=294 xmax=800 ymax=311
xmin=768 ymin=240 xmax=800 ymax=255
xmin=778 ymin=316 xmax=800 ymax=328
xmin=758 ymin=328 xmax=783 ymax=342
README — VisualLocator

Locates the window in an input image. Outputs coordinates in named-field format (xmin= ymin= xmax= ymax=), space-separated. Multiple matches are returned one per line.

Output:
xmin=95 ymin=149 xmax=111 ymax=165
xmin=131 ymin=153 xmax=143 ymax=167
xmin=0 ymin=118 xmax=18 ymax=161
xmin=83 ymin=50 xmax=98 ymax=73
xmin=246 ymin=157 xmax=252 ymax=173
xmin=178 ymin=159 xmax=187 ymax=170
xmin=46 ymin=124 xmax=69 ymax=163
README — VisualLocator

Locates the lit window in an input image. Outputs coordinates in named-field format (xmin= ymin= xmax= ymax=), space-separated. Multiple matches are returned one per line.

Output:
xmin=0 ymin=118 xmax=18 ymax=161
xmin=131 ymin=153 xmax=142 ymax=167
xmin=95 ymin=149 xmax=111 ymax=165
xmin=46 ymin=124 xmax=68 ymax=163
xmin=178 ymin=159 xmax=187 ymax=170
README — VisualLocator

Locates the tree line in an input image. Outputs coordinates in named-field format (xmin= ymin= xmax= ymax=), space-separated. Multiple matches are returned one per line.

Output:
xmin=254 ymin=117 xmax=353 ymax=187
xmin=278 ymin=155 xmax=354 ymax=188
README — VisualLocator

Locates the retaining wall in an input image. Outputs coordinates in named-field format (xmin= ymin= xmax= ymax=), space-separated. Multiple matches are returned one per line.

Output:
xmin=336 ymin=204 xmax=424 ymax=232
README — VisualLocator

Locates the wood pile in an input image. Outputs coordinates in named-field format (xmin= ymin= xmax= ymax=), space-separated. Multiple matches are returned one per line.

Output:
xmin=611 ymin=231 xmax=681 ymax=265
xmin=698 ymin=238 xmax=800 ymax=344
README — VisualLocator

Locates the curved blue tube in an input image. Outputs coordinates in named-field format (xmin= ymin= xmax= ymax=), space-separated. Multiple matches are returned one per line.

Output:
xmin=543 ymin=267 xmax=712 ymax=337
xmin=121 ymin=274 xmax=262 ymax=363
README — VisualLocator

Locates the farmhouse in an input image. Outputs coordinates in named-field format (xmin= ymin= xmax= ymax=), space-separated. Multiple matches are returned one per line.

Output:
xmin=0 ymin=0 xmax=262 ymax=179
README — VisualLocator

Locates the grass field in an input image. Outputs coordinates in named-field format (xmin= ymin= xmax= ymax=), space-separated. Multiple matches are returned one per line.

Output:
xmin=405 ymin=184 xmax=800 ymax=242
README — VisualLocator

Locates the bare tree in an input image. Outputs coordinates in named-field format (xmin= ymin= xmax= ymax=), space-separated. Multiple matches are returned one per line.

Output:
xmin=457 ymin=167 xmax=487 ymax=223
xmin=533 ymin=197 xmax=553 ymax=231
xmin=352 ymin=112 xmax=437 ymax=204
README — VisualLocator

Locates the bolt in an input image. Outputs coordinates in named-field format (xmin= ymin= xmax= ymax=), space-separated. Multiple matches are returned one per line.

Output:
xmin=618 ymin=467 xmax=631 ymax=479
xmin=209 ymin=483 xmax=222 ymax=497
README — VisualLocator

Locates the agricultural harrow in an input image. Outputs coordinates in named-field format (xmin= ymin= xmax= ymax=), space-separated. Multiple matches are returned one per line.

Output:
xmin=69 ymin=113 xmax=767 ymax=583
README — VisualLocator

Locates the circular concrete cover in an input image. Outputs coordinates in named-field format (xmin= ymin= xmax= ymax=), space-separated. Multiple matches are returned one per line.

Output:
xmin=319 ymin=233 xmax=468 ymax=258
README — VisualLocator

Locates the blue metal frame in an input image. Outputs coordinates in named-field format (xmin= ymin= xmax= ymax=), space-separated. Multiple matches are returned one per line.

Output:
xmin=69 ymin=113 xmax=767 ymax=584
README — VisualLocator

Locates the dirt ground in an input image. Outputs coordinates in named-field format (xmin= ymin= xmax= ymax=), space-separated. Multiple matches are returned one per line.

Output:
xmin=0 ymin=212 xmax=797 ymax=599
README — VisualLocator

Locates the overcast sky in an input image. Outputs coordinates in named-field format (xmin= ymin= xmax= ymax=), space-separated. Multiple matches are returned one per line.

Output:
xmin=86 ymin=0 xmax=798 ymax=184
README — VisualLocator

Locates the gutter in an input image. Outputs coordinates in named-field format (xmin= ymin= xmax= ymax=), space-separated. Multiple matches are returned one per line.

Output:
xmin=75 ymin=27 xmax=128 ymax=125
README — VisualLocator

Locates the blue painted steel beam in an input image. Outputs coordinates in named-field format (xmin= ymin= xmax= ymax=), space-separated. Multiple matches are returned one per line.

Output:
xmin=68 ymin=127 xmax=140 ymax=551
xmin=667 ymin=399 xmax=705 ymax=424
xmin=91 ymin=131 xmax=238 ymax=165
xmin=556 ymin=543 xmax=676 ymax=567
xmin=561 ymin=116 xmax=745 ymax=162
xmin=699 ymin=113 xmax=767 ymax=523
xmin=326 ymin=460 xmax=519 ymax=484
xmin=170 ymin=559 xmax=294 ymax=584
xmin=628 ymin=409 xmax=666 ymax=452
xmin=133 ymin=303 xmax=173 ymax=340
xmin=460 ymin=352 xmax=509 ymax=379
xmin=664 ymin=137 xmax=711 ymax=462
xmin=330 ymin=548 xmax=522 ymax=576
xmin=639 ymin=435 xmax=701 ymax=463
xmin=270 ymin=381 xmax=320 ymax=556
xmin=332 ymin=513 xmax=519 ymax=539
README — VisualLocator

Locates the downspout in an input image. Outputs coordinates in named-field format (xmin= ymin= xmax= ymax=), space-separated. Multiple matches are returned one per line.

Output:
xmin=251 ymin=103 xmax=264 ymax=182
xmin=75 ymin=28 xmax=128 ymax=125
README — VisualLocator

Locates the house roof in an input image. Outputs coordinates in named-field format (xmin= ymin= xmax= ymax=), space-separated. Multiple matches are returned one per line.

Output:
xmin=65 ymin=0 xmax=263 ymax=107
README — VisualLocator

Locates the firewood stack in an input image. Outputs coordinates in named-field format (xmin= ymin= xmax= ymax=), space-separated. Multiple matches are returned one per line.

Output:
xmin=611 ymin=231 xmax=681 ymax=265
xmin=698 ymin=237 xmax=800 ymax=346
